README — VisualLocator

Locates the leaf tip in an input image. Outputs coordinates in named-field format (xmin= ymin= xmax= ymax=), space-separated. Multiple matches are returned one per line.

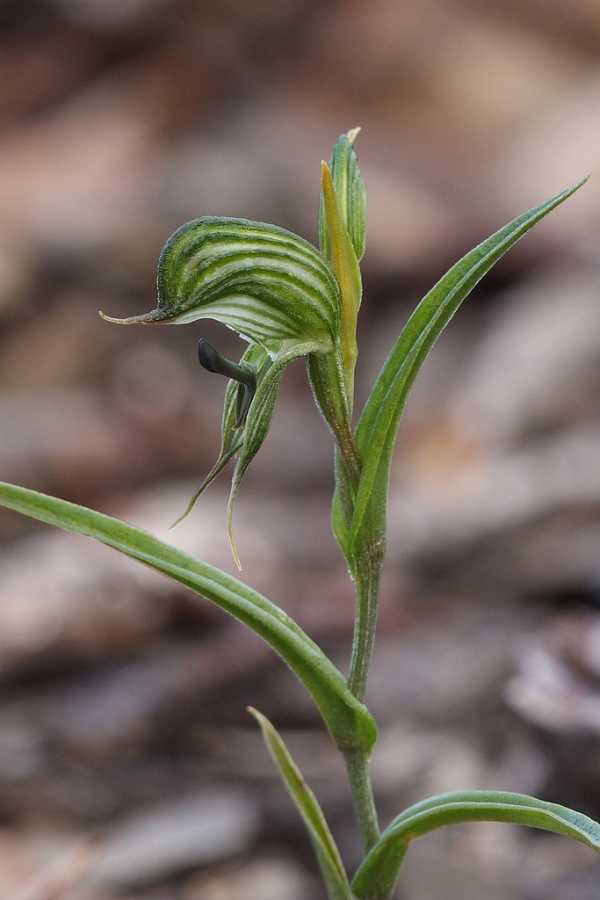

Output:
xmin=571 ymin=173 xmax=590 ymax=191
xmin=247 ymin=705 xmax=263 ymax=725
xmin=321 ymin=159 xmax=333 ymax=184
xmin=560 ymin=173 xmax=590 ymax=199
xmin=346 ymin=126 xmax=361 ymax=144
xmin=247 ymin=706 xmax=272 ymax=739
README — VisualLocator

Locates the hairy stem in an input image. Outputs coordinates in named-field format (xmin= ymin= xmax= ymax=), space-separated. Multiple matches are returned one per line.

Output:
xmin=315 ymin=341 xmax=386 ymax=874
xmin=344 ymin=748 xmax=380 ymax=853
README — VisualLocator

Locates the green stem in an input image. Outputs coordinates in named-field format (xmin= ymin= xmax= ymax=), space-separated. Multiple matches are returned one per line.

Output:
xmin=344 ymin=749 xmax=380 ymax=853
xmin=344 ymin=553 xmax=384 ymax=883
xmin=310 ymin=344 xmax=386 ymax=879
xmin=348 ymin=555 xmax=382 ymax=702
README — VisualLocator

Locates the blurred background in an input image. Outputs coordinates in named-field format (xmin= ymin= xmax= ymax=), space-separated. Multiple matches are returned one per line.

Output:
xmin=1 ymin=1 xmax=600 ymax=897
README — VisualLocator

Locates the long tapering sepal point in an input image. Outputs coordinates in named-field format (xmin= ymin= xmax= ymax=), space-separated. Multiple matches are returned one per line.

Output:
xmin=98 ymin=309 xmax=167 ymax=325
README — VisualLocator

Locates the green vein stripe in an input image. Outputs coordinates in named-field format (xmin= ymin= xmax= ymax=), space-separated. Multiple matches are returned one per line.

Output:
xmin=149 ymin=216 xmax=341 ymax=345
xmin=179 ymin=247 xmax=336 ymax=292
xmin=177 ymin=263 xmax=337 ymax=332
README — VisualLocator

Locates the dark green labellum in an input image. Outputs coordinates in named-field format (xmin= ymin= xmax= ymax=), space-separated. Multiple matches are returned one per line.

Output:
xmin=197 ymin=338 xmax=257 ymax=427
xmin=171 ymin=342 xmax=268 ymax=529
xmin=227 ymin=339 xmax=326 ymax=568
xmin=175 ymin=333 xmax=346 ymax=569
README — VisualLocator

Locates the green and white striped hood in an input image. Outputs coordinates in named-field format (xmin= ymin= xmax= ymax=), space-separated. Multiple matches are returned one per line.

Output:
xmin=103 ymin=217 xmax=340 ymax=351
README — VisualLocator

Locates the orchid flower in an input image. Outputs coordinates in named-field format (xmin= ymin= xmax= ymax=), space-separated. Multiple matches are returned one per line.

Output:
xmin=101 ymin=130 xmax=366 ymax=566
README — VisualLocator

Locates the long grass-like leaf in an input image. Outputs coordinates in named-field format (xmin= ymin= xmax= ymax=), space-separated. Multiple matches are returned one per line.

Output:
xmin=352 ymin=790 xmax=600 ymax=898
xmin=351 ymin=178 xmax=588 ymax=550
xmin=249 ymin=708 xmax=353 ymax=900
xmin=0 ymin=482 xmax=377 ymax=756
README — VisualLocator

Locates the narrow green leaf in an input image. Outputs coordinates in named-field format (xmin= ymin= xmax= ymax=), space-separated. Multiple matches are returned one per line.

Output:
xmin=352 ymin=790 xmax=600 ymax=898
xmin=249 ymin=708 xmax=353 ymax=900
xmin=226 ymin=339 xmax=326 ymax=568
xmin=0 ymin=482 xmax=377 ymax=756
xmin=351 ymin=178 xmax=588 ymax=549
xmin=317 ymin=128 xmax=366 ymax=408
xmin=100 ymin=217 xmax=341 ymax=348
